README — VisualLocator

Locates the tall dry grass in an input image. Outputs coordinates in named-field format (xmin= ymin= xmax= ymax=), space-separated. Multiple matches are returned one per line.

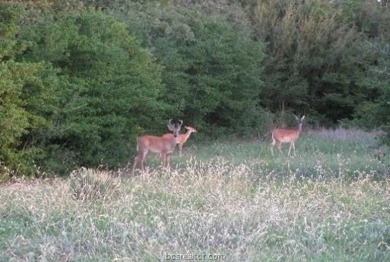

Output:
xmin=0 ymin=128 xmax=389 ymax=261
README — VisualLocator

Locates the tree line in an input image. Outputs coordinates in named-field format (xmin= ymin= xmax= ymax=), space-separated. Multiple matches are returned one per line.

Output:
xmin=0 ymin=0 xmax=388 ymax=178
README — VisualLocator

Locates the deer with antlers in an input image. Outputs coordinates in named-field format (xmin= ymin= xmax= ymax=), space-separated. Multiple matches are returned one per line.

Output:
xmin=271 ymin=115 xmax=305 ymax=156
xmin=132 ymin=119 xmax=183 ymax=172
xmin=162 ymin=126 xmax=197 ymax=156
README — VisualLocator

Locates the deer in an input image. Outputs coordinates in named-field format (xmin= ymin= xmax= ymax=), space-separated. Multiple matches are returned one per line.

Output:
xmin=162 ymin=126 xmax=197 ymax=156
xmin=132 ymin=119 xmax=183 ymax=172
xmin=271 ymin=115 xmax=305 ymax=156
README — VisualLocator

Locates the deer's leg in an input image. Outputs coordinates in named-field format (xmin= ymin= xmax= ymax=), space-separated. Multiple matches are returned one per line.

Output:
xmin=132 ymin=150 xmax=146 ymax=173
xmin=140 ymin=150 xmax=148 ymax=170
xmin=271 ymin=138 xmax=276 ymax=156
xmin=287 ymin=143 xmax=291 ymax=156
xmin=132 ymin=155 xmax=138 ymax=174
xmin=292 ymin=141 xmax=296 ymax=156
xmin=277 ymin=142 xmax=283 ymax=154
xmin=160 ymin=153 xmax=166 ymax=168
xmin=178 ymin=143 xmax=183 ymax=156
xmin=166 ymin=154 xmax=171 ymax=169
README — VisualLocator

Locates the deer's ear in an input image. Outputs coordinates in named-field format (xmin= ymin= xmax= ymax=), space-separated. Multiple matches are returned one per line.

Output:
xmin=301 ymin=115 xmax=305 ymax=120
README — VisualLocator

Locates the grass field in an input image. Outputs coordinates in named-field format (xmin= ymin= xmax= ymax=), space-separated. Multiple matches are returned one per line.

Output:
xmin=0 ymin=128 xmax=389 ymax=261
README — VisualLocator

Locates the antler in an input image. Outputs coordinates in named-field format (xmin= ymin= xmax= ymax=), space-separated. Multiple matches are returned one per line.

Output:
xmin=178 ymin=120 xmax=183 ymax=127
xmin=168 ymin=119 xmax=183 ymax=130
xmin=168 ymin=119 xmax=174 ymax=130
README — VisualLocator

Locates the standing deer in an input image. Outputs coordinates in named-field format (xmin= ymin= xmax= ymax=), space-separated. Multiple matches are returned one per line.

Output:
xmin=132 ymin=119 xmax=183 ymax=172
xmin=163 ymin=126 xmax=197 ymax=156
xmin=271 ymin=115 xmax=305 ymax=156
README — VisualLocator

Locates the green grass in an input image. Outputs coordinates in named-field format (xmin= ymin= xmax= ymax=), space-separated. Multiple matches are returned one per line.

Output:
xmin=0 ymin=128 xmax=389 ymax=261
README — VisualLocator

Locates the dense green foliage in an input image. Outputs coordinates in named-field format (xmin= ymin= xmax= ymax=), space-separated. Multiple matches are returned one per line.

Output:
xmin=111 ymin=3 xmax=266 ymax=136
xmin=0 ymin=0 xmax=388 ymax=177
xmin=21 ymin=10 xmax=168 ymax=173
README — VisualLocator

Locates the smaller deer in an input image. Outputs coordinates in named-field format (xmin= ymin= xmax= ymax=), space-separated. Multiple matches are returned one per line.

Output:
xmin=271 ymin=115 xmax=305 ymax=156
xmin=163 ymin=126 xmax=197 ymax=156
xmin=132 ymin=119 xmax=183 ymax=172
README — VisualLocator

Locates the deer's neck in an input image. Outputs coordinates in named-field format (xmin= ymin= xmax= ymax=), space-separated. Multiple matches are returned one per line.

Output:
xmin=171 ymin=134 xmax=178 ymax=145
xmin=297 ymin=123 xmax=303 ymax=133
xmin=184 ymin=130 xmax=193 ymax=140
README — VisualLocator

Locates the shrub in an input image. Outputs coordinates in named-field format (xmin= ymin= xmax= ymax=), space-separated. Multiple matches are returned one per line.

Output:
xmin=69 ymin=168 xmax=120 ymax=201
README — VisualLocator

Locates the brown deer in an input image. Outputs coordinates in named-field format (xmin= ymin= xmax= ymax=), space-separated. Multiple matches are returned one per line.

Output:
xmin=132 ymin=119 xmax=183 ymax=172
xmin=271 ymin=115 xmax=305 ymax=156
xmin=163 ymin=126 xmax=197 ymax=156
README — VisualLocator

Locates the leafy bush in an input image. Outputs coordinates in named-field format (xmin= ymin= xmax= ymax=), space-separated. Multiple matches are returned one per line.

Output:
xmin=0 ymin=3 xmax=61 ymax=176
xmin=114 ymin=3 xmax=266 ymax=137
xmin=12 ymin=7 xmax=169 ymax=174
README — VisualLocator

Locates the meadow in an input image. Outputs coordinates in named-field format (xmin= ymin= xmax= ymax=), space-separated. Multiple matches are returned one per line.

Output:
xmin=0 ymin=128 xmax=389 ymax=261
